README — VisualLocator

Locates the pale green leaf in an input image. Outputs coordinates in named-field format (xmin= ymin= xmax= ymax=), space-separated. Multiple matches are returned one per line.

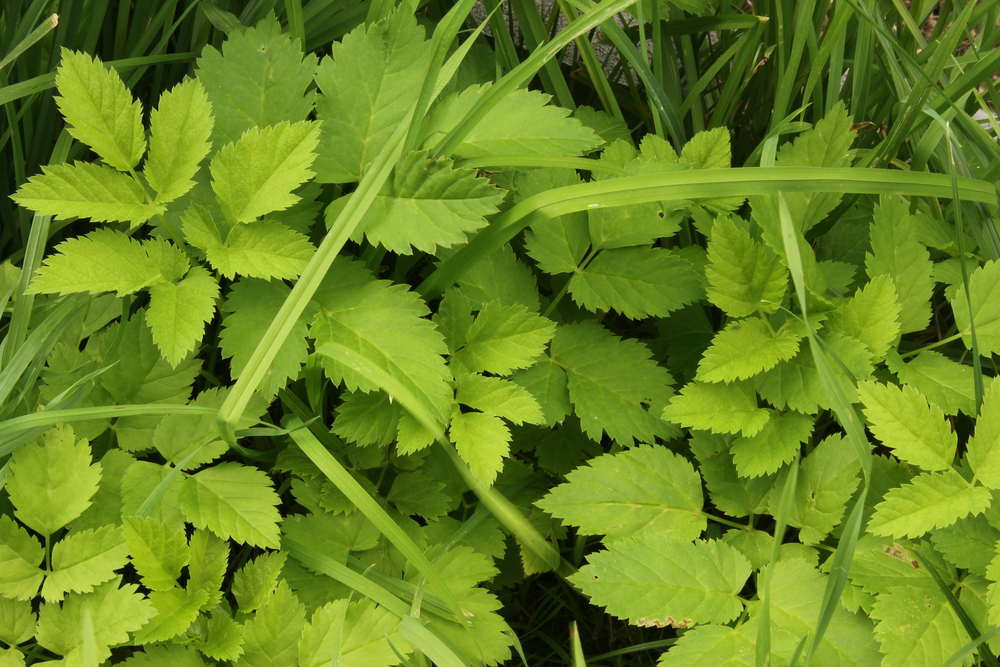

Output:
xmin=825 ymin=275 xmax=901 ymax=362
xmin=195 ymin=16 xmax=317 ymax=148
xmin=134 ymin=588 xmax=210 ymax=643
xmin=680 ymin=127 xmax=731 ymax=170
xmin=144 ymin=236 xmax=191 ymax=283
xmin=662 ymin=379 xmax=770 ymax=437
xmin=146 ymin=78 xmax=213 ymax=203
xmin=455 ymin=244 xmax=541 ymax=312
xmin=193 ymin=611 xmax=245 ymax=661
xmin=12 ymin=162 xmax=163 ymax=224
xmin=206 ymin=220 xmax=315 ymax=280
xmin=420 ymin=586 xmax=513 ymax=666
xmin=452 ymin=301 xmax=556 ymax=376
xmin=570 ymin=535 xmax=751 ymax=627
xmin=120 ymin=645 xmax=207 ymax=666
xmin=858 ymin=380 xmax=956 ymax=471
xmin=186 ymin=529 xmax=229 ymax=611
xmin=54 ymin=49 xmax=145 ymax=171
xmin=968 ymin=377 xmax=1000 ymax=489
xmin=43 ymin=526 xmax=128 ymax=602
xmin=0 ymin=515 xmax=44 ymax=601
xmin=509 ymin=356 xmax=571 ymax=426
xmin=705 ymin=215 xmax=787 ymax=318
xmin=696 ymin=318 xmax=801 ymax=383
xmin=569 ymin=247 xmax=703 ymax=319
xmin=871 ymin=582 xmax=969 ymax=667
xmin=886 ymin=350 xmax=977 ymax=417
xmin=450 ymin=409 xmax=510 ymax=486
xmin=421 ymin=84 xmax=602 ymax=158
xmin=865 ymin=195 xmax=934 ymax=334
xmin=455 ymin=373 xmax=544 ymax=425
xmin=551 ymin=321 xmax=673 ymax=444
xmin=332 ymin=391 xmax=402 ymax=447
xmin=952 ymin=259 xmax=1000 ymax=357
xmin=341 ymin=151 xmax=503 ymax=254
xmin=7 ymin=425 xmax=101 ymax=536
xmin=689 ymin=432 xmax=774 ymax=518
xmin=0 ymin=597 xmax=36 ymax=646
xmin=181 ymin=203 xmax=224 ymax=251
xmin=931 ymin=513 xmax=1000 ymax=577
xmin=221 ymin=278 xmax=310 ymax=397
xmin=26 ymin=229 xmax=162 ymax=297
xmin=154 ymin=388 xmax=266 ymax=470
xmin=730 ymin=410 xmax=814 ymax=478
xmin=658 ymin=624 xmax=756 ymax=667
xmin=520 ymin=169 xmax=589 ymax=274
xmin=0 ymin=646 xmax=25 ymax=667
xmin=178 ymin=462 xmax=281 ymax=548
xmin=573 ymin=105 xmax=632 ymax=145
xmin=299 ymin=598 xmax=409 ymax=667
xmin=147 ymin=266 xmax=219 ymax=367
xmin=120 ymin=462 xmax=187 ymax=531
xmin=387 ymin=471 xmax=450 ymax=520
xmin=313 ymin=10 xmax=429 ymax=183
xmin=122 ymin=516 xmax=190 ymax=591
xmin=538 ymin=445 xmax=705 ymax=541
xmin=233 ymin=552 xmax=287 ymax=612
xmin=868 ymin=469 xmax=991 ymax=538
xmin=211 ymin=121 xmax=320 ymax=224
xmin=237 ymin=580 xmax=306 ymax=667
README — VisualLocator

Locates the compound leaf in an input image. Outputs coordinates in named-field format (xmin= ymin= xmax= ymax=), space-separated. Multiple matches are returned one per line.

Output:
xmin=450 ymin=410 xmax=510 ymax=487
xmin=0 ymin=515 xmax=44 ymax=601
xmin=858 ymin=380 xmax=956 ymax=471
xmin=967 ymin=377 xmax=1000 ymax=489
xmin=43 ymin=526 xmax=128 ymax=602
xmin=825 ymin=275 xmax=901 ymax=362
xmin=238 ymin=580 xmax=306 ymax=667
xmin=696 ymin=318 xmax=801 ymax=383
xmin=206 ymin=220 xmax=315 ymax=280
xmin=730 ymin=410 xmax=814 ymax=478
xmin=146 ymin=78 xmax=213 ymax=203
xmin=662 ymin=379 xmax=770 ymax=437
xmin=452 ymin=301 xmax=556 ymax=376
xmin=455 ymin=374 xmax=544 ymax=425
xmin=705 ymin=215 xmax=787 ymax=318
xmin=952 ymin=259 xmax=1000 ymax=357
xmin=122 ymin=516 xmax=190 ymax=592
xmin=868 ymin=469 xmax=991 ymax=538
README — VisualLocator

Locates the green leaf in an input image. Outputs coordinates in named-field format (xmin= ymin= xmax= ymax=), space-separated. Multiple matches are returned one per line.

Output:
xmin=54 ymin=49 xmax=145 ymax=171
xmin=122 ymin=516 xmax=190 ymax=591
xmin=455 ymin=373 xmax=545 ymax=425
xmin=313 ymin=10 xmax=429 ymax=183
xmin=182 ymin=203 xmax=224 ymax=250
xmin=705 ymin=215 xmax=787 ymax=318
xmin=154 ymin=388 xmax=266 ymax=470
xmin=455 ymin=244 xmax=541 ymax=312
xmin=147 ymin=266 xmax=219 ymax=367
xmin=521 ymin=169 xmax=589 ymax=274
xmin=886 ymin=350 xmax=977 ymax=417
xmin=865 ymin=195 xmax=935 ymax=334
xmin=858 ymin=380 xmax=956 ymax=471
xmin=233 ymin=552 xmax=287 ymax=612
xmin=452 ymin=301 xmax=556 ymax=376
xmin=0 ymin=597 xmax=36 ymax=646
xmin=551 ymin=321 xmax=673 ymax=444
xmin=659 ymin=624 xmax=757 ymax=667
xmin=968 ymin=378 xmax=1000 ymax=489
xmin=931 ymin=513 xmax=1000 ymax=577
xmin=193 ymin=611 xmax=245 ymax=661
xmin=186 ymin=529 xmax=229 ymax=611
xmin=43 ymin=526 xmax=129 ymax=602
xmin=586 ymin=160 xmax=687 ymax=251
xmin=299 ymin=598 xmax=409 ymax=667
xmin=7 ymin=425 xmax=101 ymax=536
xmin=450 ymin=409 xmax=510 ymax=486
xmin=195 ymin=16 xmax=317 ymax=148
xmin=868 ymin=469 xmax=992 ymax=538
xmin=680 ymin=126 xmax=731 ymax=170
xmin=311 ymin=257 xmax=451 ymax=426
xmin=570 ymin=535 xmax=751 ymax=627
xmin=538 ymin=445 xmax=705 ymax=541
xmin=421 ymin=85 xmax=602 ymax=158
xmin=332 ymin=391 xmax=402 ymax=447
xmin=569 ymin=247 xmax=703 ymax=319
xmin=662 ymin=379 xmax=770 ymax=437
xmin=341 ymin=151 xmax=504 ymax=255
xmin=146 ymin=78 xmax=213 ymax=203
xmin=12 ymin=162 xmax=163 ymax=224
xmin=730 ymin=410 xmax=814 ymax=478
xmin=26 ymin=229 xmax=163 ymax=297
xmin=206 ymin=220 xmax=315 ymax=280
xmin=210 ymin=121 xmax=320 ymax=224
xmin=134 ymin=588 xmax=210 ymax=643
xmin=387 ymin=471 xmax=450 ymax=520
xmin=825 ymin=275 xmax=901 ymax=362
xmin=237 ymin=580 xmax=306 ymax=667
xmin=221 ymin=278 xmax=310 ymax=397
xmin=871 ymin=582 xmax=970 ymax=667
xmin=953 ymin=259 xmax=1000 ymax=357
xmin=696 ymin=318 xmax=801 ymax=383
xmin=0 ymin=515 xmax=44 ymax=601
xmin=120 ymin=462 xmax=188 ymax=531
xmin=510 ymin=356 xmax=571 ymax=426
xmin=689 ymin=431 xmax=774 ymax=518
xmin=121 ymin=645 xmax=207 ymax=666
xmin=775 ymin=434 xmax=861 ymax=545
xmin=178 ymin=462 xmax=281 ymax=548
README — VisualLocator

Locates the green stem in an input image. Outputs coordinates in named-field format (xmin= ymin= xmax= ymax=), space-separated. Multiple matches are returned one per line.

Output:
xmin=128 ymin=166 xmax=186 ymax=247
xmin=44 ymin=533 xmax=51 ymax=572
xmin=704 ymin=513 xmax=749 ymax=530
xmin=899 ymin=332 xmax=963 ymax=359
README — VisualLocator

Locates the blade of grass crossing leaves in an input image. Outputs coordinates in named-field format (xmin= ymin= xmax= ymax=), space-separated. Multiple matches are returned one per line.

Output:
xmin=81 ymin=608 xmax=98 ymax=667
xmin=570 ymin=621 xmax=586 ymax=667
xmin=283 ymin=0 xmax=304 ymax=50
xmin=0 ymin=12 xmax=57 ymax=71
xmin=757 ymin=454 xmax=800 ymax=667
xmin=943 ymin=628 xmax=1000 ymax=667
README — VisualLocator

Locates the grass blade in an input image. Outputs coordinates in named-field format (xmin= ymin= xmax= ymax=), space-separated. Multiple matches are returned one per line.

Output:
xmin=757 ymin=454 xmax=800 ymax=667
xmin=0 ymin=12 xmax=57 ymax=72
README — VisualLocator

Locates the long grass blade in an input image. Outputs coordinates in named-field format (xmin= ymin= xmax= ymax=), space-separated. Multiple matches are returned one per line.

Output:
xmin=0 ymin=13 xmax=57 ymax=72
xmin=757 ymin=454 xmax=800 ymax=667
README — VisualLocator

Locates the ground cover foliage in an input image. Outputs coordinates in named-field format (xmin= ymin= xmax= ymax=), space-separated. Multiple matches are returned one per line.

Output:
xmin=2 ymin=0 xmax=1000 ymax=665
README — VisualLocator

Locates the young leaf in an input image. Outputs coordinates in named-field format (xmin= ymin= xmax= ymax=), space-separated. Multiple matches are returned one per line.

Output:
xmin=705 ymin=215 xmax=787 ymax=318
xmin=147 ymin=266 xmax=219 ymax=367
xmin=450 ymin=409 xmax=510 ymax=486
xmin=122 ymin=516 xmax=190 ymax=592
xmin=7 ymin=425 xmax=101 ymax=536
xmin=662 ymin=379 xmax=770 ymax=437
xmin=967 ymin=378 xmax=1000 ymax=489
xmin=186 ymin=530 xmax=228 ymax=611
xmin=452 ymin=301 xmax=556 ymax=376
xmin=857 ymin=380 xmax=956 ymax=471
xmin=26 ymin=228 xmax=162 ymax=296
xmin=825 ymin=275 xmax=901 ymax=362
xmin=570 ymin=536 xmax=751 ymax=627
xmin=12 ymin=162 xmax=164 ymax=224
xmin=193 ymin=611 xmax=244 ymax=661
xmin=210 ymin=120 xmax=320 ymax=224
xmin=42 ymin=525 xmax=129 ymax=602
xmin=680 ymin=126 xmax=731 ymax=170
xmin=455 ymin=374 xmax=545 ymax=425
xmin=333 ymin=391 xmax=402 ymax=447
xmin=538 ymin=445 xmax=705 ymax=541
xmin=342 ymin=151 xmax=504 ymax=255
xmin=865 ymin=195 xmax=934 ymax=334
xmin=886 ymin=350 xmax=977 ymax=417
xmin=868 ymin=469 xmax=991 ymax=539
xmin=177 ymin=462 xmax=281 ymax=548
xmin=696 ymin=318 xmax=801 ymax=383
xmin=551 ymin=321 xmax=673 ymax=444
xmin=145 ymin=78 xmax=214 ymax=203
xmin=313 ymin=10 xmax=429 ymax=183
xmin=233 ymin=552 xmax=287 ymax=612
xmin=569 ymin=247 xmax=703 ymax=319
xmin=0 ymin=515 xmax=44 ymax=601
xmin=952 ymin=259 xmax=1000 ymax=357
xmin=238 ymin=580 xmax=306 ymax=666
xmin=54 ymin=49 xmax=145 ymax=171
xmin=195 ymin=16 xmax=318 ymax=148
xmin=205 ymin=220 xmax=315 ymax=280
xmin=730 ymin=410 xmax=814 ymax=478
